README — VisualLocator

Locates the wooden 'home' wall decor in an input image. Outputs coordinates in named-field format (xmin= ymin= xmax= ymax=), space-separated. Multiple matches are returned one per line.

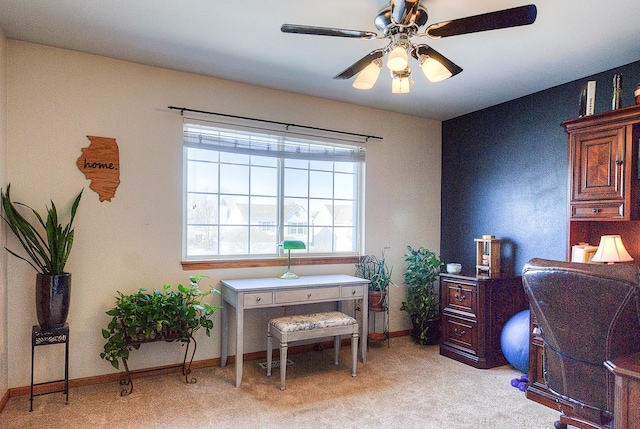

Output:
xmin=77 ymin=136 xmax=120 ymax=202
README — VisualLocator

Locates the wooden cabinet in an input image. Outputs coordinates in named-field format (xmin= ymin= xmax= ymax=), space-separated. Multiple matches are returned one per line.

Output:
xmin=566 ymin=105 xmax=640 ymax=222
xmin=439 ymin=273 xmax=527 ymax=369
xmin=605 ymin=352 xmax=640 ymax=429
xmin=565 ymin=105 xmax=640 ymax=261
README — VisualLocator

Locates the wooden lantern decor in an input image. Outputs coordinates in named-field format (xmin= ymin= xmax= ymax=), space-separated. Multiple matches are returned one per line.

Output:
xmin=475 ymin=235 xmax=501 ymax=276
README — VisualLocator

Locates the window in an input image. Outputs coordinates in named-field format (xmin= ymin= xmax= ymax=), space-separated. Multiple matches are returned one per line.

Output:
xmin=183 ymin=119 xmax=365 ymax=260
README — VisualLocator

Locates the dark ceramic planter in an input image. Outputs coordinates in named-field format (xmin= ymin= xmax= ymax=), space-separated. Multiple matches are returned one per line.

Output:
xmin=411 ymin=314 xmax=440 ymax=345
xmin=36 ymin=273 xmax=71 ymax=328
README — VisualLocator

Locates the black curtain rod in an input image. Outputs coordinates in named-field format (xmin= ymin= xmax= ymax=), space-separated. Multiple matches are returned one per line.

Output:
xmin=168 ymin=106 xmax=382 ymax=141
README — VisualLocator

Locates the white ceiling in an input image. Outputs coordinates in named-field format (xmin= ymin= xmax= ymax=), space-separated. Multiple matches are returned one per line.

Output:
xmin=1 ymin=0 xmax=639 ymax=120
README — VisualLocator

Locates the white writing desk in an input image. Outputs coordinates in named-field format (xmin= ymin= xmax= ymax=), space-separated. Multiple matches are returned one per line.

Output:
xmin=220 ymin=274 xmax=370 ymax=387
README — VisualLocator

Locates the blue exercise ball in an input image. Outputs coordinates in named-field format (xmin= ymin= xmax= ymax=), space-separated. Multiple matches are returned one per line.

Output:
xmin=500 ymin=309 xmax=530 ymax=373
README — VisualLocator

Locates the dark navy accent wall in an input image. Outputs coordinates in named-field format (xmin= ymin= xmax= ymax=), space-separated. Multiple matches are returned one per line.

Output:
xmin=441 ymin=61 xmax=640 ymax=276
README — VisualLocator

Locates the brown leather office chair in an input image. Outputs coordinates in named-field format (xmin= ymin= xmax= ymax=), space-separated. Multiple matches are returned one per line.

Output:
xmin=522 ymin=258 xmax=640 ymax=429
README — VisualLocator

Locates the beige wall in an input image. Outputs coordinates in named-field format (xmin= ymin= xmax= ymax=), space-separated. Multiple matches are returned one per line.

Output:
xmin=5 ymin=40 xmax=441 ymax=388
xmin=0 ymin=28 xmax=8 ymax=398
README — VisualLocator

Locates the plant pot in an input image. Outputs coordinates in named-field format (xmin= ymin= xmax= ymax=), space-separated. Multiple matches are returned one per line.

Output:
xmin=36 ymin=273 xmax=71 ymax=329
xmin=368 ymin=289 xmax=387 ymax=311
xmin=410 ymin=314 xmax=440 ymax=345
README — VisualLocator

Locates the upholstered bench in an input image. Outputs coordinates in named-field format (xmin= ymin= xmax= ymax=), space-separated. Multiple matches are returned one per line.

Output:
xmin=266 ymin=311 xmax=359 ymax=390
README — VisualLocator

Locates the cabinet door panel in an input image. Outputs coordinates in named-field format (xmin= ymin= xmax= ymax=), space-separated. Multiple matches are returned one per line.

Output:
xmin=571 ymin=127 xmax=625 ymax=202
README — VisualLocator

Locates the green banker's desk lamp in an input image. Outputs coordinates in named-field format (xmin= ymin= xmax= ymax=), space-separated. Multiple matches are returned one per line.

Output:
xmin=280 ymin=240 xmax=306 ymax=279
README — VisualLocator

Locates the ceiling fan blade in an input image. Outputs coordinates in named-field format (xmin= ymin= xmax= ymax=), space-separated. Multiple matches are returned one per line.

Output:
xmin=281 ymin=24 xmax=378 ymax=39
xmin=426 ymin=4 xmax=537 ymax=38
xmin=334 ymin=49 xmax=384 ymax=80
xmin=412 ymin=45 xmax=463 ymax=77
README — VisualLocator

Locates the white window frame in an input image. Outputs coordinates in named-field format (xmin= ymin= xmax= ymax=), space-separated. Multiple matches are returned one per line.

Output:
xmin=182 ymin=118 xmax=365 ymax=260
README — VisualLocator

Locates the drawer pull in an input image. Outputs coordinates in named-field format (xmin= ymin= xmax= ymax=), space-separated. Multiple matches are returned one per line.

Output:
xmin=592 ymin=208 xmax=599 ymax=213
xmin=453 ymin=328 xmax=466 ymax=337
xmin=256 ymin=297 xmax=261 ymax=302
xmin=307 ymin=293 xmax=312 ymax=298
xmin=352 ymin=290 xmax=357 ymax=295
xmin=454 ymin=286 xmax=466 ymax=302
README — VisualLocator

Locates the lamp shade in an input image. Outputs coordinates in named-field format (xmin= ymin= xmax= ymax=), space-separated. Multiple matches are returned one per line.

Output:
xmin=281 ymin=240 xmax=306 ymax=250
xmin=590 ymin=235 xmax=633 ymax=263
xmin=352 ymin=61 xmax=382 ymax=90
xmin=387 ymin=45 xmax=408 ymax=72
xmin=419 ymin=55 xmax=453 ymax=83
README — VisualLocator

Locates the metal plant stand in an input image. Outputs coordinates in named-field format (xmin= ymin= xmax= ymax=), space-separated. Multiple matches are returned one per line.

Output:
xmin=118 ymin=331 xmax=197 ymax=396
xmin=30 ymin=324 xmax=69 ymax=411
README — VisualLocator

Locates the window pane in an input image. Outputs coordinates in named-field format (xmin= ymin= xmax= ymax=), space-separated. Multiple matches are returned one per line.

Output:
xmin=334 ymin=226 xmax=356 ymax=252
xmin=251 ymin=166 xmax=277 ymax=196
xmin=310 ymin=170 xmax=333 ymax=198
xmin=284 ymin=168 xmax=308 ymax=198
xmin=250 ymin=226 xmax=277 ymax=254
xmin=186 ymin=225 xmax=218 ymax=257
xmin=220 ymin=196 xmax=248 ymax=225
xmin=220 ymin=226 xmax=248 ymax=255
xmin=188 ymin=160 xmax=218 ymax=193
xmin=187 ymin=193 xmax=218 ymax=224
xmin=220 ymin=164 xmax=249 ymax=194
xmin=334 ymin=200 xmax=354 ymax=227
xmin=334 ymin=172 xmax=355 ymax=200
xmin=309 ymin=226 xmax=333 ymax=253
xmin=249 ymin=196 xmax=277 ymax=227
xmin=309 ymin=199 xmax=333 ymax=227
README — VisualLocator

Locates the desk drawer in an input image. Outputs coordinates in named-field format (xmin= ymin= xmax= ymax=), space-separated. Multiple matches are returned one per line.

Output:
xmin=243 ymin=292 xmax=273 ymax=307
xmin=275 ymin=286 xmax=340 ymax=304
xmin=342 ymin=284 xmax=364 ymax=298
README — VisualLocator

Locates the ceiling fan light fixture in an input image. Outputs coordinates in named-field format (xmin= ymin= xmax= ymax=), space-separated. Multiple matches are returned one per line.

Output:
xmin=352 ymin=59 xmax=382 ymax=90
xmin=419 ymin=55 xmax=452 ymax=82
xmin=387 ymin=45 xmax=409 ymax=72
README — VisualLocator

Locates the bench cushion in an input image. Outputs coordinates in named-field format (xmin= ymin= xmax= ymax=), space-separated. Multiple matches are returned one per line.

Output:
xmin=269 ymin=311 xmax=356 ymax=333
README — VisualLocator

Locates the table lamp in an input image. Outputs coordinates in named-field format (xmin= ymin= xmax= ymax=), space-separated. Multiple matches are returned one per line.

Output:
xmin=280 ymin=240 xmax=306 ymax=279
xmin=590 ymin=235 xmax=634 ymax=264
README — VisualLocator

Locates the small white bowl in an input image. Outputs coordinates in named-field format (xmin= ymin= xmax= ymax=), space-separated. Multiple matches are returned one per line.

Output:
xmin=446 ymin=263 xmax=462 ymax=274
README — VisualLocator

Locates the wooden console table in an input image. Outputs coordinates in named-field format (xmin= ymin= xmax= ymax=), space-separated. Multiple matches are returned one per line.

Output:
xmin=605 ymin=352 xmax=640 ymax=429
xmin=220 ymin=274 xmax=370 ymax=387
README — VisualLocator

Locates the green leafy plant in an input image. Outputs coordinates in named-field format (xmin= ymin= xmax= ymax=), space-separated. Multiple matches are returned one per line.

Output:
xmin=400 ymin=245 xmax=443 ymax=344
xmin=100 ymin=275 xmax=222 ymax=369
xmin=1 ymin=184 xmax=83 ymax=274
xmin=355 ymin=247 xmax=398 ymax=292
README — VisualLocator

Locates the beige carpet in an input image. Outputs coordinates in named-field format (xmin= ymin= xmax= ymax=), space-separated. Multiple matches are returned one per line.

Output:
xmin=1 ymin=336 xmax=560 ymax=428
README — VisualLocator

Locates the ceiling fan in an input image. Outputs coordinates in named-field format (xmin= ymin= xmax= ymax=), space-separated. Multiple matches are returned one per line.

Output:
xmin=281 ymin=1 xmax=537 ymax=93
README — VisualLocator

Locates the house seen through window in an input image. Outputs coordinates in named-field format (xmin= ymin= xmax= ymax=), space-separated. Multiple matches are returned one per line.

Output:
xmin=183 ymin=119 xmax=365 ymax=259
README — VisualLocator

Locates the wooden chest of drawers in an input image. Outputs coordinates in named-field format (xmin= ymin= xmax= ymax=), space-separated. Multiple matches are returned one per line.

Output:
xmin=440 ymin=273 xmax=528 ymax=369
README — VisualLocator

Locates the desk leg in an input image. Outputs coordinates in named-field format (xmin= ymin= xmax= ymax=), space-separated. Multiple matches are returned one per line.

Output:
xmin=221 ymin=305 xmax=229 ymax=367
xmin=235 ymin=306 xmax=244 ymax=387
xmin=361 ymin=293 xmax=368 ymax=364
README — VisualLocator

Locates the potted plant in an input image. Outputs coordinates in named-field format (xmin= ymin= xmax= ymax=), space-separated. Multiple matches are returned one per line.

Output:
xmin=1 ymin=184 xmax=83 ymax=328
xmin=100 ymin=275 xmax=222 ymax=370
xmin=355 ymin=247 xmax=397 ymax=310
xmin=400 ymin=245 xmax=444 ymax=345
